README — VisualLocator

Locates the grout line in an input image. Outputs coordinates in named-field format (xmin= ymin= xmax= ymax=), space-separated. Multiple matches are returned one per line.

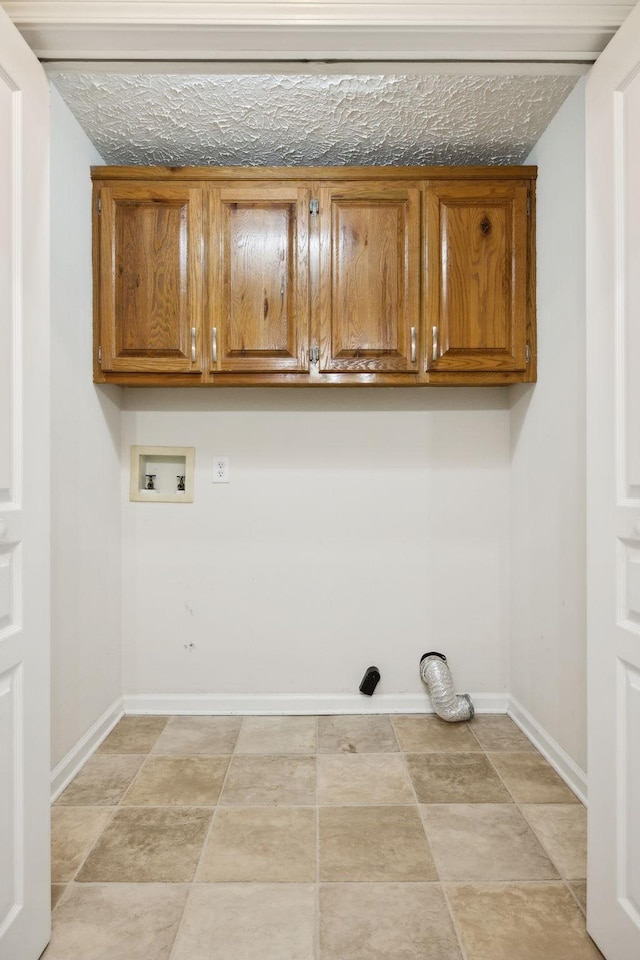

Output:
xmin=389 ymin=714 xmax=402 ymax=751
xmin=466 ymin=718 xmax=486 ymax=750
xmin=482 ymin=749 xmax=521 ymax=804
xmin=60 ymin=806 xmax=119 ymax=885
xmin=51 ymin=881 xmax=71 ymax=914
xmin=440 ymin=882 xmax=471 ymax=960
xmin=53 ymin=712 xmax=591 ymax=958
xmin=396 ymin=723 xmax=470 ymax=960
xmin=232 ymin=716 xmax=245 ymax=756
xmin=471 ymin=733 xmax=588 ymax=902
xmin=442 ymin=879 xmax=579 ymax=890
xmin=517 ymin=803 xmax=587 ymax=887
xmin=478 ymin=739 xmax=586 ymax=888
xmin=395 ymin=723 xmax=474 ymax=960
xmin=564 ymin=877 xmax=587 ymax=915
xmin=191 ymin=760 xmax=235 ymax=878
xmin=168 ymin=729 xmax=239 ymax=960
xmin=116 ymin=753 xmax=153 ymax=805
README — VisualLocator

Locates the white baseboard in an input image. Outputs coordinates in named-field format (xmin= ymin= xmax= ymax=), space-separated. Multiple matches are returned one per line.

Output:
xmin=50 ymin=697 xmax=124 ymax=803
xmin=122 ymin=691 xmax=510 ymax=716
xmin=50 ymin=692 xmax=588 ymax=806
xmin=508 ymin=696 xmax=587 ymax=805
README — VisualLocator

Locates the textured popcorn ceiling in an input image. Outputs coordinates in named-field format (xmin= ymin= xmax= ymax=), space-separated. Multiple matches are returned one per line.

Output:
xmin=49 ymin=71 xmax=579 ymax=166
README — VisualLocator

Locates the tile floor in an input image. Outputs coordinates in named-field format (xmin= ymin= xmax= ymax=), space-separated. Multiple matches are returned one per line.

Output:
xmin=43 ymin=714 xmax=603 ymax=960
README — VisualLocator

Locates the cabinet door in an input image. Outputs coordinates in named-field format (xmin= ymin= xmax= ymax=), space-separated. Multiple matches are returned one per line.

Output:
xmin=209 ymin=186 xmax=309 ymax=373
xmin=425 ymin=180 xmax=529 ymax=372
xmin=317 ymin=183 xmax=420 ymax=373
xmin=97 ymin=182 xmax=204 ymax=374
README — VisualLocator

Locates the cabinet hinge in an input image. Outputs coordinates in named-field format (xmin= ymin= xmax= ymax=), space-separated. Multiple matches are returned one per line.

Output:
xmin=526 ymin=193 xmax=531 ymax=217
xmin=98 ymin=346 xmax=102 ymax=365
xmin=97 ymin=195 xmax=102 ymax=215
xmin=310 ymin=345 xmax=320 ymax=364
xmin=309 ymin=199 xmax=319 ymax=216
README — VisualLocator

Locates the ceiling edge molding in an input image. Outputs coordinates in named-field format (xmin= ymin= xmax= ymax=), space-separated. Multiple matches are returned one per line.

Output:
xmin=1 ymin=3 xmax=633 ymax=27
xmin=44 ymin=60 xmax=590 ymax=77
xmin=10 ymin=24 xmax=621 ymax=64
xmin=3 ymin=2 xmax=632 ymax=62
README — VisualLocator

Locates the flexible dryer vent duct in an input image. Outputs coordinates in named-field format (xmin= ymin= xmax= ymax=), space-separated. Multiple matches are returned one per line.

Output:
xmin=420 ymin=652 xmax=474 ymax=722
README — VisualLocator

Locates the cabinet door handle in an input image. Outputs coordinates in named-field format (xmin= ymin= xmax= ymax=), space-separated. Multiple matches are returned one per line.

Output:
xmin=212 ymin=327 xmax=218 ymax=364
xmin=410 ymin=326 xmax=417 ymax=363
xmin=191 ymin=327 xmax=197 ymax=362
xmin=432 ymin=325 xmax=439 ymax=363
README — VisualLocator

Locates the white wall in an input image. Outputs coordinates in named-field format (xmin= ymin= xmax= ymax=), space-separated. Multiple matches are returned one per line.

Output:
xmin=49 ymin=78 xmax=587 ymax=752
xmin=121 ymin=388 xmax=511 ymax=702
xmin=510 ymin=79 xmax=587 ymax=771
xmin=50 ymin=88 xmax=122 ymax=766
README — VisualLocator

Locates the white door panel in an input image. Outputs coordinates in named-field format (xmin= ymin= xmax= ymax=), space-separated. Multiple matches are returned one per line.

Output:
xmin=0 ymin=541 xmax=20 ymax=636
xmin=0 ymin=4 xmax=50 ymax=959
xmin=587 ymin=1 xmax=640 ymax=956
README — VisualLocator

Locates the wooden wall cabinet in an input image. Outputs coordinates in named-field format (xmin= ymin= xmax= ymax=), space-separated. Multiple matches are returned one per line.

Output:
xmin=317 ymin=182 xmax=421 ymax=375
xmin=92 ymin=166 xmax=536 ymax=387
xmin=425 ymin=180 xmax=530 ymax=378
xmin=95 ymin=181 xmax=204 ymax=377
xmin=209 ymin=185 xmax=310 ymax=374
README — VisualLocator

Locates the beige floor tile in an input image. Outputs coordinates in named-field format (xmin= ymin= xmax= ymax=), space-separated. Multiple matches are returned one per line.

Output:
xmin=488 ymin=753 xmax=580 ymax=803
xmin=55 ymin=755 xmax=145 ymax=806
xmin=521 ymin=804 xmax=587 ymax=879
xmin=320 ymin=882 xmax=462 ymax=960
xmin=317 ymin=755 xmax=414 ymax=805
xmin=51 ymin=807 xmax=112 ymax=881
xmin=121 ymin=756 xmax=229 ymax=806
xmin=318 ymin=715 xmax=398 ymax=754
xmin=320 ymin=805 xmax=436 ymax=881
xmin=197 ymin=807 xmax=316 ymax=882
xmin=571 ymin=880 xmax=587 ymax=913
xmin=171 ymin=883 xmax=316 ymax=960
xmin=421 ymin=804 xmax=558 ymax=881
xmin=468 ymin=715 xmax=537 ymax=752
xmin=51 ymin=885 xmax=67 ymax=910
xmin=235 ymin=716 xmax=317 ymax=754
xmin=220 ymin=756 xmax=316 ymax=805
xmin=41 ymin=883 xmax=188 ymax=960
xmin=97 ymin=715 xmax=168 ymax=754
xmin=446 ymin=882 xmax=604 ymax=960
xmin=406 ymin=753 xmax=511 ymax=803
xmin=152 ymin=716 xmax=241 ymax=756
xmin=393 ymin=716 xmax=481 ymax=753
xmin=77 ymin=807 xmax=212 ymax=882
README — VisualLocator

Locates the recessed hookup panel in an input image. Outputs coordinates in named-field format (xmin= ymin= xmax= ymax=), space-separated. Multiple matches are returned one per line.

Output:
xmin=130 ymin=446 xmax=195 ymax=502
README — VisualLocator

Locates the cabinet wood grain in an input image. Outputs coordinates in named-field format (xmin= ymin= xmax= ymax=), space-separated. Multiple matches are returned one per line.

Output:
xmin=317 ymin=183 xmax=420 ymax=373
xmin=96 ymin=181 xmax=204 ymax=375
xmin=92 ymin=166 xmax=536 ymax=387
xmin=209 ymin=186 xmax=309 ymax=373
xmin=425 ymin=180 xmax=529 ymax=372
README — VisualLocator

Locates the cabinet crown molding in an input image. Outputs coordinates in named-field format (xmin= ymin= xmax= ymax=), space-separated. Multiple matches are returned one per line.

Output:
xmin=91 ymin=164 xmax=538 ymax=182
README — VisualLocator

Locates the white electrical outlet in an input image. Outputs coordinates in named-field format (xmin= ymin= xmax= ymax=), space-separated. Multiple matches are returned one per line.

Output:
xmin=213 ymin=456 xmax=230 ymax=483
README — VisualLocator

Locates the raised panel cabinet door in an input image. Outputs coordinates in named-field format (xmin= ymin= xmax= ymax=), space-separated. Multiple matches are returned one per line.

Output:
xmin=317 ymin=183 xmax=421 ymax=373
xmin=425 ymin=180 xmax=530 ymax=372
xmin=96 ymin=182 xmax=204 ymax=374
xmin=209 ymin=186 xmax=310 ymax=372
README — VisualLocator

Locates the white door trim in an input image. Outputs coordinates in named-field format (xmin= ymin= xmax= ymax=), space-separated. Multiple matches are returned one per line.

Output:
xmin=0 ymin=5 xmax=51 ymax=958
xmin=586 ymin=0 xmax=640 ymax=955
